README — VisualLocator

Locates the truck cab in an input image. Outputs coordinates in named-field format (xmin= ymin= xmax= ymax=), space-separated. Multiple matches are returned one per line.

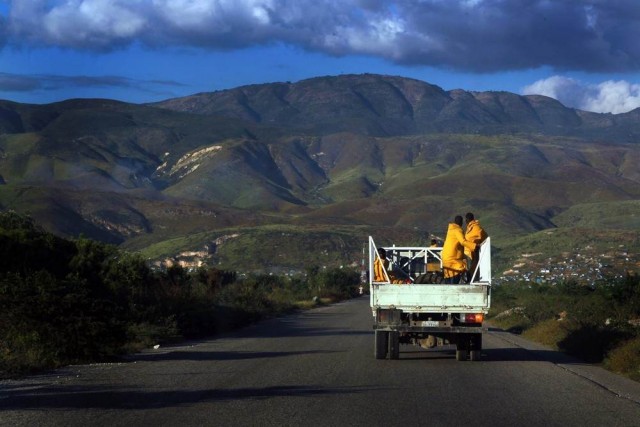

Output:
xmin=369 ymin=236 xmax=492 ymax=361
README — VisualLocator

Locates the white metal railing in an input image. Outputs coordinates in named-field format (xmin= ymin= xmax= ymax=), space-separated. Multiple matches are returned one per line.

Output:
xmin=368 ymin=236 xmax=491 ymax=286
xmin=472 ymin=237 xmax=492 ymax=285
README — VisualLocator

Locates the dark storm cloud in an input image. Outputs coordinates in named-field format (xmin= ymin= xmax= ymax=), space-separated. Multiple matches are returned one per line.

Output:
xmin=0 ymin=73 xmax=40 ymax=91
xmin=4 ymin=0 xmax=640 ymax=73
xmin=0 ymin=10 xmax=8 ymax=48
xmin=393 ymin=0 xmax=640 ymax=72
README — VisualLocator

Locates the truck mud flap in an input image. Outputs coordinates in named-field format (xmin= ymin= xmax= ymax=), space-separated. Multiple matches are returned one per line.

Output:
xmin=375 ymin=330 xmax=400 ymax=360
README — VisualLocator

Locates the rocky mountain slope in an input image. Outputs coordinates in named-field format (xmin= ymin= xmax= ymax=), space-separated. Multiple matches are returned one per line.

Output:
xmin=0 ymin=74 xmax=638 ymax=271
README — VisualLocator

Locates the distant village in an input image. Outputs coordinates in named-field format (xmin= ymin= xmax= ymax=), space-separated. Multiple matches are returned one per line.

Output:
xmin=497 ymin=244 xmax=640 ymax=286
xmin=150 ymin=233 xmax=240 ymax=271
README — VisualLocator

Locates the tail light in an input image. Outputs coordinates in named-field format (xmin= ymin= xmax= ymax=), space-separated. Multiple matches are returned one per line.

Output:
xmin=460 ymin=313 xmax=484 ymax=323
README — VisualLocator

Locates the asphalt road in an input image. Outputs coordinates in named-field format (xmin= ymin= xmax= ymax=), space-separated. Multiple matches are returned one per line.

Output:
xmin=2 ymin=297 xmax=640 ymax=427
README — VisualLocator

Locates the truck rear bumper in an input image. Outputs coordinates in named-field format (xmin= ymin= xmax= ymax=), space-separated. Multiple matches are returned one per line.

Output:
xmin=373 ymin=325 xmax=485 ymax=334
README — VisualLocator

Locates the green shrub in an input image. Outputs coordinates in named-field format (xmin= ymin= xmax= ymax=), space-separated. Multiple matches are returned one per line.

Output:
xmin=604 ymin=337 xmax=640 ymax=381
xmin=0 ymin=271 xmax=127 ymax=374
xmin=489 ymin=285 xmax=518 ymax=316
xmin=523 ymin=318 xmax=573 ymax=349
xmin=490 ymin=308 xmax=532 ymax=334
xmin=308 ymin=267 xmax=360 ymax=300
xmin=0 ymin=330 xmax=53 ymax=374
xmin=124 ymin=321 xmax=177 ymax=352
xmin=0 ymin=211 xmax=76 ymax=278
xmin=214 ymin=280 xmax=274 ymax=322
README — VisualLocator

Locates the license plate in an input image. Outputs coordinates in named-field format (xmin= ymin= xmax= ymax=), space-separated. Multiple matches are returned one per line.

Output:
xmin=421 ymin=321 xmax=439 ymax=327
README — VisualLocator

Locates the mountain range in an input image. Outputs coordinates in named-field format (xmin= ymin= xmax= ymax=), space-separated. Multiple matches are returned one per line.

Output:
xmin=1 ymin=74 xmax=639 ymax=273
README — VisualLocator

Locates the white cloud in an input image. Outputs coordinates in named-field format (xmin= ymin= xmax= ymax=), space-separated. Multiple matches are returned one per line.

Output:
xmin=153 ymin=0 xmax=274 ymax=30
xmin=10 ymin=0 xmax=147 ymax=49
xmin=522 ymin=76 xmax=640 ymax=114
xmin=521 ymin=76 xmax=588 ymax=107
xmin=320 ymin=15 xmax=405 ymax=57
xmin=582 ymin=80 xmax=640 ymax=114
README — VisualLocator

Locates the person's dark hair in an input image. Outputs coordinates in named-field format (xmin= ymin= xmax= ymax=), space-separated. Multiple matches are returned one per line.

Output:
xmin=454 ymin=215 xmax=463 ymax=226
xmin=377 ymin=247 xmax=386 ymax=257
xmin=465 ymin=212 xmax=475 ymax=222
xmin=430 ymin=238 xmax=437 ymax=245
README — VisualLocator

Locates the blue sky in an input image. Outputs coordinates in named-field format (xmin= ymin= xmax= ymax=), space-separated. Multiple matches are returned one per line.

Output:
xmin=1 ymin=0 xmax=640 ymax=113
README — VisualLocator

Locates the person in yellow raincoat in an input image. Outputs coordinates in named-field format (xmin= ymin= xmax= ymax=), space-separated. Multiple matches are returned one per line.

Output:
xmin=373 ymin=247 xmax=390 ymax=282
xmin=464 ymin=212 xmax=488 ymax=282
xmin=373 ymin=247 xmax=405 ymax=283
xmin=442 ymin=216 xmax=477 ymax=284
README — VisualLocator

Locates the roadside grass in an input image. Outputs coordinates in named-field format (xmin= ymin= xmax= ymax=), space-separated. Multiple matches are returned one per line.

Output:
xmin=522 ymin=318 xmax=571 ymax=349
xmin=490 ymin=308 xmax=532 ymax=335
xmin=605 ymin=337 xmax=640 ymax=382
xmin=122 ymin=320 xmax=182 ymax=354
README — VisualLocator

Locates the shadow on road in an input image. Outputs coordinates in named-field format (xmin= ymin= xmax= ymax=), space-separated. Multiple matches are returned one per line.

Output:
xmin=393 ymin=345 xmax=586 ymax=365
xmin=235 ymin=324 xmax=372 ymax=339
xmin=480 ymin=347 xmax=585 ymax=364
xmin=0 ymin=384 xmax=378 ymax=410
xmin=130 ymin=349 xmax=338 ymax=362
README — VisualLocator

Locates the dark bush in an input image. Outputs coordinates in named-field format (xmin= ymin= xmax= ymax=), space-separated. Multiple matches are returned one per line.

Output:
xmin=558 ymin=324 xmax=630 ymax=363
xmin=307 ymin=266 xmax=360 ymax=299
xmin=0 ymin=271 xmax=127 ymax=373
xmin=0 ymin=212 xmax=359 ymax=377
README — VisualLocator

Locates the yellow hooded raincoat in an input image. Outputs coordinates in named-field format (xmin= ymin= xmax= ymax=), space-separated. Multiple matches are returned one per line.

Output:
xmin=464 ymin=219 xmax=488 ymax=258
xmin=442 ymin=222 xmax=477 ymax=279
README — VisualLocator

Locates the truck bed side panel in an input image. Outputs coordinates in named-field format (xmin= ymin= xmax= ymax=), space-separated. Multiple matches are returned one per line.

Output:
xmin=373 ymin=284 xmax=490 ymax=312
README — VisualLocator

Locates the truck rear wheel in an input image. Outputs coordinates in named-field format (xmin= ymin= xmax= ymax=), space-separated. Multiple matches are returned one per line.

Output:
xmin=456 ymin=350 xmax=468 ymax=361
xmin=456 ymin=335 xmax=470 ymax=361
xmin=389 ymin=331 xmax=400 ymax=360
xmin=469 ymin=334 xmax=482 ymax=361
xmin=375 ymin=331 xmax=388 ymax=359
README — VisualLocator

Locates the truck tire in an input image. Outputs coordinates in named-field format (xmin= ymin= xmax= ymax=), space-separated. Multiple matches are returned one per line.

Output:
xmin=388 ymin=331 xmax=400 ymax=360
xmin=375 ymin=330 xmax=388 ymax=359
xmin=456 ymin=336 xmax=470 ymax=361
xmin=469 ymin=334 xmax=482 ymax=361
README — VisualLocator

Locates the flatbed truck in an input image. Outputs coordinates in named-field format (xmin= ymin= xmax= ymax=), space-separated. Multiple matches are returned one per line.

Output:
xmin=369 ymin=236 xmax=491 ymax=361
